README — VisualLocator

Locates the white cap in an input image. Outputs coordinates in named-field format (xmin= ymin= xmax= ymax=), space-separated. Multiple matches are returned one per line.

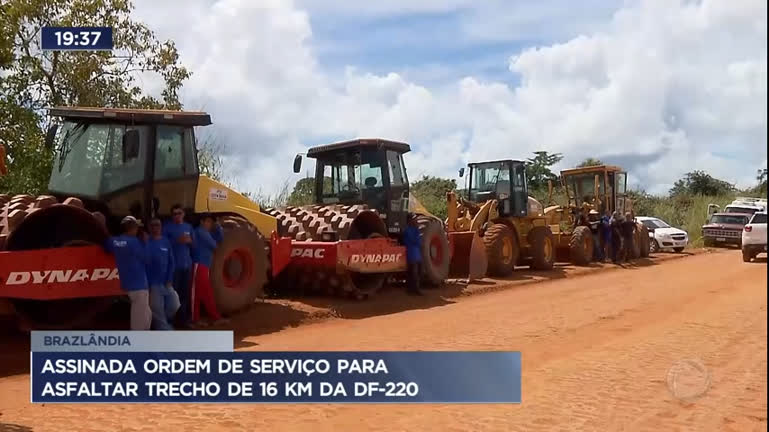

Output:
xmin=121 ymin=215 xmax=139 ymax=226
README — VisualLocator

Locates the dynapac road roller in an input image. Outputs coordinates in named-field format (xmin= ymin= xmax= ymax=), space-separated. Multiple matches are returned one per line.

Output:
xmin=0 ymin=107 xmax=291 ymax=329
xmin=264 ymin=138 xmax=452 ymax=298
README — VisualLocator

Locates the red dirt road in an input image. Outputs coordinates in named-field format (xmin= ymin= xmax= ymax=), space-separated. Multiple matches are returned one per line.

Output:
xmin=0 ymin=249 xmax=766 ymax=431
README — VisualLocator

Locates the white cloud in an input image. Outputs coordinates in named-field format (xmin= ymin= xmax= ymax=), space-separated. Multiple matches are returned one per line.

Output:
xmin=133 ymin=0 xmax=767 ymax=196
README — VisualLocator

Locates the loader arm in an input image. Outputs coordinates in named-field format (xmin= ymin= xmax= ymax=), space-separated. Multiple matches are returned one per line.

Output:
xmin=470 ymin=199 xmax=497 ymax=232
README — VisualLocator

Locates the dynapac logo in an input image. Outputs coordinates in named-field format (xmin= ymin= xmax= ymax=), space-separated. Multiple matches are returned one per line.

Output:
xmin=291 ymin=248 xmax=325 ymax=259
xmin=2 ymin=269 xmax=119 ymax=285
xmin=349 ymin=253 xmax=402 ymax=264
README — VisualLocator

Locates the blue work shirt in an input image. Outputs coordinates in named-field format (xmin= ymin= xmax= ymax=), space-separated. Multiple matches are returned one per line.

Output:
xmin=402 ymin=225 xmax=422 ymax=263
xmin=193 ymin=225 xmax=224 ymax=267
xmin=162 ymin=222 xmax=195 ymax=270
xmin=600 ymin=216 xmax=612 ymax=240
xmin=146 ymin=237 xmax=175 ymax=286
xmin=104 ymin=235 xmax=148 ymax=292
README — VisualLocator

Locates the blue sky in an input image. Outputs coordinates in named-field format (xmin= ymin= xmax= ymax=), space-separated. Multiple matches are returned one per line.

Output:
xmin=301 ymin=1 xmax=623 ymax=85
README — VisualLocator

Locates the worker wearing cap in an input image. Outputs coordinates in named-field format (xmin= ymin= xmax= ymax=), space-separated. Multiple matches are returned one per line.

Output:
xmin=104 ymin=216 xmax=151 ymax=330
xmin=191 ymin=214 xmax=226 ymax=326
xmin=146 ymin=218 xmax=179 ymax=330
xmin=163 ymin=204 xmax=196 ymax=328
xmin=402 ymin=213 xmax=423 ymax=296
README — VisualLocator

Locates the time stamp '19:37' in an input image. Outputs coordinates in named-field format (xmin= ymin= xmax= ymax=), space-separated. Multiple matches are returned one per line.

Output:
xmin=41 ymin=27 xmax=114 ymax=51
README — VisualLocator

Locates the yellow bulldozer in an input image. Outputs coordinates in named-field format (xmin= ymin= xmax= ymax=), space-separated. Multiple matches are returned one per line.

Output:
xmin=446 ymin=159 xmax=555 ymax=280
xmin=543 ymin=164 xmax=650 ymax=263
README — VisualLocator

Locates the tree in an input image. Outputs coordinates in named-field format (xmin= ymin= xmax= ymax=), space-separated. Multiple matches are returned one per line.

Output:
xmin=411 ymin=175 xmax=456 ymax=220
xmin=525 ymin=151 xmax=563 ymax=189
xmin=577 ymin=158 xmax=604 ymax=167
xmin=669 ymin=171 xmax=735 ymax=196
xmin=758 ymin=168 xmax=767 ymax=185
xmin=287 ymin=177 xmax=315 ymax=206
xmin=0 ymin=0 xmax=190 ymax=195
xmin=197 ymin=135 xmax=226 ymax=183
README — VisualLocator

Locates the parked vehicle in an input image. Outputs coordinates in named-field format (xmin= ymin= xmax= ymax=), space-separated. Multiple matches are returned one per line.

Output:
xmin=742 ymin=211 xmax=767 ymax=262
xmin=708 ymin=197 xmax=767 ymax=218
xmin=636 ymin=216 xmax=688 ymax=253
xmin=702 ymin=212 xmax=751 ymax=248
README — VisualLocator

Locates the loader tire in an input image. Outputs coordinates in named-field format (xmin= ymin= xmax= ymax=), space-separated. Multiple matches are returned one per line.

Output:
xmin=484 ymin=223 xmax=518 ymax=277
xmin=210 ymin=219 xmax=268 ymax=316
xmin=639 ymin=225 xmax=650 ymax=258
xmin=528 ymin=226 xmax=555 ymax=271
xmin=417 ymin=216 xmax=450 ymax=286
xmin=632 ymin=228 xmax=642 ymax=259
xmin=569 ymin=225 xmax=593 ymax=266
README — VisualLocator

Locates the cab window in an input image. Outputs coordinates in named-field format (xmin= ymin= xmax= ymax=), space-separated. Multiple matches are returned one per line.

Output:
xmin=101 ymin=125 xmax=149 ymax=195
xmin=386 ymin=150 xmax=405 ymax=186
xmin=154 ymin=126 xmax=185 ymax=180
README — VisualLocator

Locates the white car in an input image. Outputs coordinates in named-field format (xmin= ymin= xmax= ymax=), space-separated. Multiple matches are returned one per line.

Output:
xmin=636 ymin=216 xmax=688 ymax=253
xmin=742 ymin=211 xmax=767 ymax=262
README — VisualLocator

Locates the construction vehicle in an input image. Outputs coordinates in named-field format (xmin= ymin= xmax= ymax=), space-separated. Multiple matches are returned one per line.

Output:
xmin=264 ymin=138 xmax=451 ymax=298
xmin=446 ymin=159 xmax=555 ymax=279
xmin=543 ymin=164 xmax=650 ymax=263
xmin=0 ymin=107 xmax=291 ymax=329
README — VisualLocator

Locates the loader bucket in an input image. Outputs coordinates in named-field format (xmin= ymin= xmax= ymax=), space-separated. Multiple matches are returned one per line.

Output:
xmin=448 ymin=231 xmax=488 ymax=281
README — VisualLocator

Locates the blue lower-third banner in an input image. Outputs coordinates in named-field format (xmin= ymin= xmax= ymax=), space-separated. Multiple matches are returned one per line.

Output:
xmin=31 ymin=351 xmax=521 ymax=403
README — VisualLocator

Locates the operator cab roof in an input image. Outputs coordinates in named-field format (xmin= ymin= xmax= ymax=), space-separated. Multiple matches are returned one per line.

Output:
xmin=561 ymin=165 xmax=624 ymax=176
xmin=468 ymin=159 xmax=525 ymax=166
xmin=306 ymin=138 xmax=410 ymax=158
xmin=48 ymin=106 xmax=212 ymax=127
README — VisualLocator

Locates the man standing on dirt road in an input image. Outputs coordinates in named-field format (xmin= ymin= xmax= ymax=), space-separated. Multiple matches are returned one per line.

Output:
xmin=600 ymin=212 xmax=612 ymax=262
xmin=610 ymin=211 xmax=624 ymax=263
xmin=147 ymin=218 xmax=179 ymax=330
xmin=104 ymin=216 xmax=151 ymax=330
xmin=163 ymin=204 xmax=196 ymax=328
xmin=403 ymin=213 xmax=424 ymax=296
xmin=191 ymin=214 xmax=228 ymax=327
xmin=621 ymin=212 xmax=636 ymax=262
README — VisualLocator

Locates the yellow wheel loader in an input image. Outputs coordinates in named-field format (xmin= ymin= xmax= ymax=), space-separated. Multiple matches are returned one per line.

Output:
xmin=446 ymin=159 xmax=555 ymax=280
xmin=543 ymin=164 xmax=650 ymax=264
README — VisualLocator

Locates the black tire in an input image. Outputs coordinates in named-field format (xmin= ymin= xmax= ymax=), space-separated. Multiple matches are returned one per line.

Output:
xmin=210 ymin=221 xmax=268 ymax=316
xmin=569 ymin=226 xmax=593 ymax=266
xmin=484 ymin=223 xmax=518 ymax=277
xmin=650 ymin=239 xmax=660 ymax=254
xmin=417 ymin=216 xmax=450 ymax=286
xmin=673 ymin=247 xmax=684 ymax=253
xmin=631 ymin=229 xmax=642 ymax=259
xmin=639 ymin=225 xmax=650 ymax=258
xmin=742 ymin=248 xmax=752 ymax=262
xmin=528 ymin=226 xmax=555 ymax=270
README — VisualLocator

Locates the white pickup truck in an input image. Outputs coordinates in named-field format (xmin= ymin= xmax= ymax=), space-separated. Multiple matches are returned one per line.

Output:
xmin=742 ymin=211 xmax=767 ymax=262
